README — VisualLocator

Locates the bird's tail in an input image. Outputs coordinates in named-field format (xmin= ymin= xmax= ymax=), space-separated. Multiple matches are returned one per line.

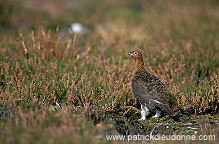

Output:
xmin=159 ymin=104 xmax=180 ymax=121
xmin=149 ymin=99 xmax=180 ymax=121
xmin=160 ymin=104 xmax=175 ymax=116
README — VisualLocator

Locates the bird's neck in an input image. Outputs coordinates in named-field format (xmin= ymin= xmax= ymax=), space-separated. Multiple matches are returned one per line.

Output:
xmin=135 ymin=59 xmax=145 ymax=71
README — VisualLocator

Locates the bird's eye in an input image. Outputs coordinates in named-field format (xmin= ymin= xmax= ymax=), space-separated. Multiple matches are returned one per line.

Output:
xmin=134 ymin=52 xmax=138 ymax=55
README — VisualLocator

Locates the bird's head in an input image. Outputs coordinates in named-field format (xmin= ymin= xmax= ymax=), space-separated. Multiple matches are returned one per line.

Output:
xmin=128 ymin=50 xmax=143 ymax=60
xmin=128 ymin=50 xmax=144 ymax=70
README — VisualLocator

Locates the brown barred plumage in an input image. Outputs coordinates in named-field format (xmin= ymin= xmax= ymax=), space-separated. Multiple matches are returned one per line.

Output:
xmin=129 ymin=50 xmax=177 ymax=120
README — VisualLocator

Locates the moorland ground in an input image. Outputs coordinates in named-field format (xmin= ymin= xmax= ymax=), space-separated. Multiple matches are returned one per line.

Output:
xmin=0 ymin=0 xmax=219 ymax=143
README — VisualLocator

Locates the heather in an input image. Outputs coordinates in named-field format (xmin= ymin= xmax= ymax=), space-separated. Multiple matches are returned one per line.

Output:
xmin=0 ymin=0 xmax=218 ymax=143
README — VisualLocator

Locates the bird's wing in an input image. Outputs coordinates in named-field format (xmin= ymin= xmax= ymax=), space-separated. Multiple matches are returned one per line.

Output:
xmin=132 ymin=81 xmax=155 ymax=99
xmin=132 ymin=80 xmax=166 ymax=104
xmin=132 ymin=78 xmax=175 ymax=116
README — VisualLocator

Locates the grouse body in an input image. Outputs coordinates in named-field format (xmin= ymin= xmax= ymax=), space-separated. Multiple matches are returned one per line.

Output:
xmin=129 ymin=50 xmax=176 ymax=120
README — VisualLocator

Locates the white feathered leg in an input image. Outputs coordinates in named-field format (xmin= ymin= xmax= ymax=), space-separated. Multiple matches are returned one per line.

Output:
xmin=153 ymin=109 xmax=161 ymax=118
xmin=140 ymin=104 xmax=149 ymax=120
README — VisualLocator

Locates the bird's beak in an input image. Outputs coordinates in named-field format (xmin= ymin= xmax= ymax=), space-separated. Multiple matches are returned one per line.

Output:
xmin=128 ymin=52 xmax=133 ymax=56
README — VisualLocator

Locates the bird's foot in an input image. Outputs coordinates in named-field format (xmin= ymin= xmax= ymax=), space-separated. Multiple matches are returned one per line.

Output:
xmin=139 ymin=117 xmax=146 ymax=121
xmin=140 ymin=104 xmax=149 ymax=121
xmin=152 ymin=114 xmax=159 ymax=118
xmin=152 ymin=109 xmax=161 ymax=118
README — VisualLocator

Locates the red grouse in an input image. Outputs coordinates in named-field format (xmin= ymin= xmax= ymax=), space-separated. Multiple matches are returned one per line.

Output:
xmin=129 ymin=50 xmax=177 ymax=120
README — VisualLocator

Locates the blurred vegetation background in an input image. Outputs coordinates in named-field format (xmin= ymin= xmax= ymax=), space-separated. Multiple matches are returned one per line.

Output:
xmin=0 ymin=0 xmax=219 ymax=143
